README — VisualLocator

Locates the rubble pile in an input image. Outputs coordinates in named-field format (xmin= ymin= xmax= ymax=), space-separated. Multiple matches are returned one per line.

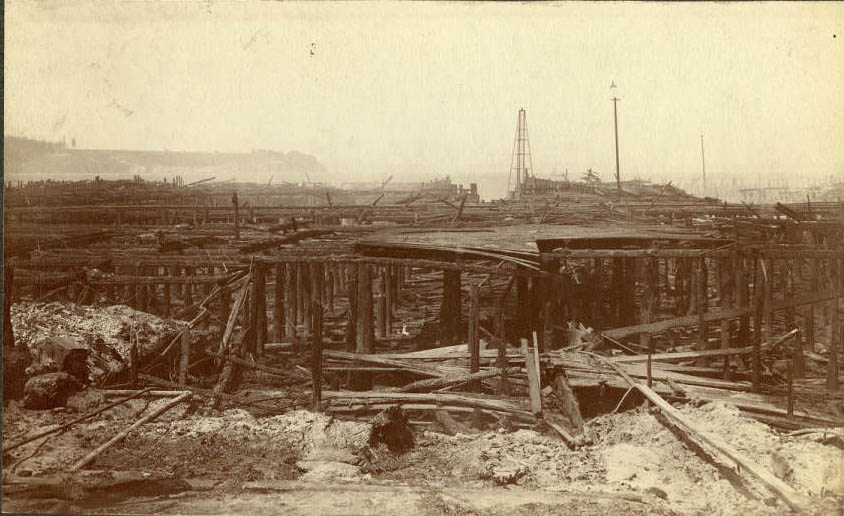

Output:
xmin=11 ymin=301 xmax=183 ymax=381
xmin=382 ymin=403 xmax=844 ymax=515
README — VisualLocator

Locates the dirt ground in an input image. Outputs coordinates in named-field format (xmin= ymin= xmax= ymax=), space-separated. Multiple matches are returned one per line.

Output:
xmin=4 ymin=393 xmax=843 ymax=516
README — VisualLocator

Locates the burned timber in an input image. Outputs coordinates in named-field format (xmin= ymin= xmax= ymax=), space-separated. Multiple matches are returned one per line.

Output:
xmin=2 ymin=162 xmax=844 ymax=515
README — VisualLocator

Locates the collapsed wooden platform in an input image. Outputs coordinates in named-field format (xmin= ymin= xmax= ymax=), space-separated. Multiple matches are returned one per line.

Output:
xmin=4 ymin=178 xmax=843 ymax=513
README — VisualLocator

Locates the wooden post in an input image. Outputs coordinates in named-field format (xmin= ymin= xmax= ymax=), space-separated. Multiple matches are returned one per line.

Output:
xmin=764 ymin=258 xmax=774 ymax=339
xmin=288 ymin=263 xmax=298 ymax=334
xmin=829 ymin=310 xmax=840 ymax=391
xmin=353 ymin=263 xmax=374 ymax=390
xmin=806 ymin=304 xmax=816 ymax=355
xmin=274 ymin=264 xmax=285 ymax=342
xmin=345 ymin=263 xmax=358 ymax=353
xmin=440 ymin=269 xmax=461 ymax=346
xmin=680 ymin=258 xmax=692 ymax=316
xmin=612 ymin=258 xmax=624 ymax=323
xmin=326 ymin=263 xmax=335 ymax=314
xmin=495 ymin=300 xmax=509 ymax=395
xmin=255 ymin=264 xmax=267 ymax=354
xmin=592 ymin=258 xmax=603 ymax=330
xmin=310 ymin=262 xmax=323 ymax=336
xmin=128 ymin=334 xmax=139 ymax=386
xmin=469 ymin=285 xmax=480 ymax=390
xmin=302 ymin=263 xmax=312 ymax=338
xmin=522 ymin=337 xmax=542 ymax=416
xmin=163 ymin=267 xmax=172 ymax=318
xmin=312 ymin=261 xmax=324 ymax=306
xmin=641 ymin=257 xmax=656 ymax=369
xmin=245 ymin=277 xmax=258 ymax=354
xmin=633 ymin=258 xmax=651 ymax=386
xmin=697 ymin=257 xmax=707 ymax=351
xmin=385 ymin=265 xmax=393 ymax=337
xmin=296 ymin=262 xmax=305 ymax=327
xmin=184 ymin=266 xmax=194 ymax=307
xmin=735 ymin=252 xmax=750 ymax=350
xmin=718 ymin=256 xmax=733 ymax=380
xmin=312 ymin=302 xmax=323 ymax=411
xmin=622 ymin=257 xmax=637 ymax=325
xmin=376 ymin=269 xmax=387 ymax=338
xmin=753 ymin=260 xmax=764 ymax=393
xmin=807 ymin=257 xmax=819 ymax=352
xmin=179 ymin=328 xmax=190 ymax=385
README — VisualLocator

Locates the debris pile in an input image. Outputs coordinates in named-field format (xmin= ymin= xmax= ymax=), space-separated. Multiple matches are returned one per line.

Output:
xmin=11 ymin=301 xmax=183 ymax=382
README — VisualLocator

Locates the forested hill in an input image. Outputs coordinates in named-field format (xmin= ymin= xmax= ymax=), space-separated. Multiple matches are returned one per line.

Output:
xmin=3 ymin=136 xmax=327 ymax=183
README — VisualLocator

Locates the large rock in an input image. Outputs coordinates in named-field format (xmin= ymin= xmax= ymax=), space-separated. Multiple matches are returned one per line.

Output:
xmin=23 ymin=372 xmax=82 ymax=410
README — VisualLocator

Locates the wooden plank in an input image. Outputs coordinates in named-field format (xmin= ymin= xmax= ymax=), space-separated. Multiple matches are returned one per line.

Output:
xmin=523 ymin=338 xmax=542 ymax=416
xmin=205 ymin=349 xmax=309 ymax=382
xmin=69 ymin=393 xmax=192 ymax=472
xmin=321 ymin=391 xmax=533 ymax=419
xmin=610 ymin=330 xmax=797 ymax=364
xmin=619 ymin=364 xmax=753 ymax=392
xmin=3 ymin=388 xmax=154 ymax=453
xmin=323 ymin=350 xmax=454 ymax=378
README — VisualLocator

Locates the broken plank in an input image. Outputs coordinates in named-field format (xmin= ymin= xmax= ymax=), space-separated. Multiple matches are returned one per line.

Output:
xmin=522 ymin=338 xmax=542 ymax=416
xmin=611 ymin=329 xmax=797 ymax=364
xmin=68 ymin=392 xmax=192 ymax=472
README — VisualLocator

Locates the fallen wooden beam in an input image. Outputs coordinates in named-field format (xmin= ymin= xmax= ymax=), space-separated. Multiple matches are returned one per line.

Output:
xmin=206 ymin=349 xmax=310 ymax=382
xmin=611 ymin=345 xmax=760 ymax=363
xmin=395 ymin=368 xmax=519 ymax=393
xmin=620 ymin=364 xmax=753 ymax=391
xmin=3 ymin=388 xmax=153 ymax=453
xmin=323 ymin=350 xmax=458 ymax=378
xmin=68 ymin=392 xmax=192 ymax=472
xmin=611 ymin=329 xmax=798 ymax=366
xmin=322 ymin=390 xmax=533 ymax=419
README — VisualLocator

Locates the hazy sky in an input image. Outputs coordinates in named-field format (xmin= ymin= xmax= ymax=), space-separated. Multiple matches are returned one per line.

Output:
xmin=5 ymin=1 xmax=844 ymax=192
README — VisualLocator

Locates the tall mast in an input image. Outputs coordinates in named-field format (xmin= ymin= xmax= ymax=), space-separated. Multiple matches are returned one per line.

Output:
xmin=700 ymin=133 xmax=706 ymax=193
xmin=612 ymin=96 xmax=621 ymax=202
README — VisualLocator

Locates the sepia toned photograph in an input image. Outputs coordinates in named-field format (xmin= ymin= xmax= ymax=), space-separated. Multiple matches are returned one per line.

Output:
xmin=2 ymin=1 xmax=843 ymax=514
